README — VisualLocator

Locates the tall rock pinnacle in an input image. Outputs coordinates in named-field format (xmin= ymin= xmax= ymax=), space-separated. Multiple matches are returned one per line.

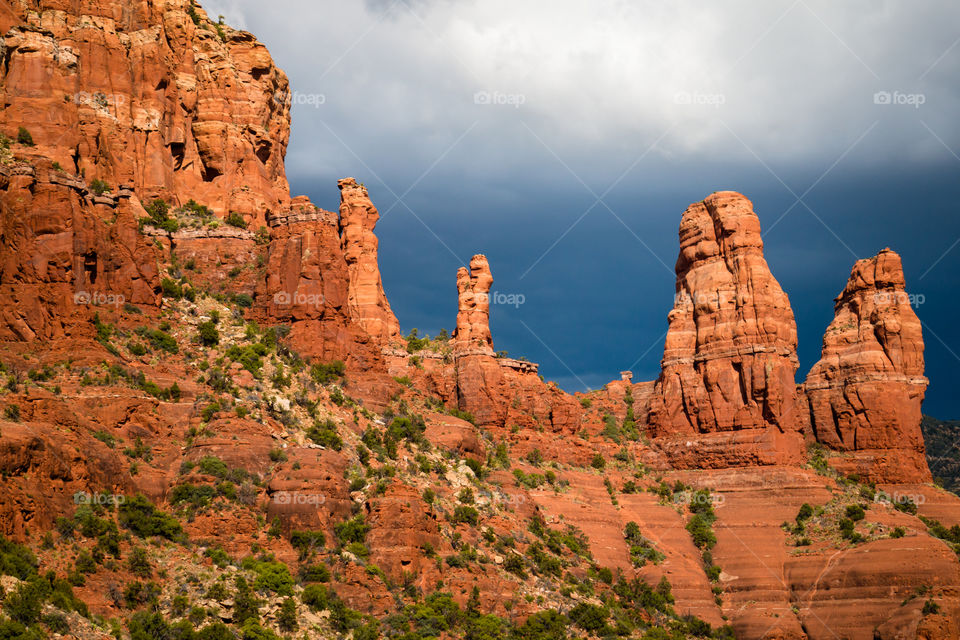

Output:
xmin=803 ymin=249 xmax=930 ymax=482
xmin=648 ymin=191 xmax=802 ymax=437
xmin=338 ymin=178 xmax=401 ymax=345
xmin=453 ymin=254 xmax=494 ymax=351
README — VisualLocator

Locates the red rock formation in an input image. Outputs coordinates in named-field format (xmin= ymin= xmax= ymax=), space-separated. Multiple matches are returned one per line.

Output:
xmin=338 ymin=178 xmax=401 ymax=345
xmin=803 ymin=249 xmax=930 ymax=482
xmin=647 ymin=192 xmax=804 ymax=465
xmin=446 ymin=254 xmax=582 ymax=431
xmin=0 ymin=162 xmax=160 ymax=341
xmin=453 ymin=255 xmax=494 ymax=351
xmin=0 ymin=0 xmax=292 ymax=226
xmin=254 ymin=198 xmax=361 ymax=360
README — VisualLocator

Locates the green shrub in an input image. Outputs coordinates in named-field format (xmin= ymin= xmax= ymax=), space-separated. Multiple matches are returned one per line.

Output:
xmin=310 ymin=361 xmax=346 ymax=384
xmin=243 ymin=558 xmax=294 ymax=596
xmin=453 ymin=506 xmax=479 ymax=526
xmin=845 ymin=504 xmax=866 ymax=522
xmin=225 ymin=212 xmax=248 ymax=229
xmin=334 ymin=515 xmax=370 ymax=546
xmin=278 ymin=597 xmax=298 ymax=632
xmin=590 ymin=453 xmax=606 ymax=470
xmin=567 ymin=603 xmax=609 ymax=633
xmin=118 ymin=494 xmax=183 ymax=540
xmin=796 ymin=503 xmax=814 ymax=523
xmin=127 ymin=341 xmax=148 ymax=356
xmin=686 ymin=514 xmax=717 ymax=550
xmin=4 ymin=405 xmax=21 ymax=422
xmin=232 ymin=576 xmax=261 ymax=625
xmin=306 ymin=421 xmax=343 ymax=450
xmin=0 ymin=536 xmax=38 ymax=579
xmin=197 ymin=321 xmax=219 ymax=346
xmin=142 ymin=199 xmax=179 ymax=232
xmin=160 ymin=278 xmax=182 ymax=299
xmin=16 ymin=126 xmax=33 ymax=146
xmin=299 ymin=563 xmax=330 ymax=583
xmin=127 ymin=547 xmax=152 ymax=577
xmin=290 ymin=530 xmax=326 ymax=554
xmin=513 ymin=610 xmax=567 ymax=640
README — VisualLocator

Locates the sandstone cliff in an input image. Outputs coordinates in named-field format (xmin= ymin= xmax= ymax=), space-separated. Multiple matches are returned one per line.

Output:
xmin=647 ymin=191 xmax=805 ymax=466
xmin=0 ymin=0 xmax=292 ymax=226
xmin=803 ymin=249 xmax=931 ymax=482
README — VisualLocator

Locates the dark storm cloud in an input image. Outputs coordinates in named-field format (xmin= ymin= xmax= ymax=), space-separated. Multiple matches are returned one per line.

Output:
xmin=203 ymin=0 xmax=960 ymax=417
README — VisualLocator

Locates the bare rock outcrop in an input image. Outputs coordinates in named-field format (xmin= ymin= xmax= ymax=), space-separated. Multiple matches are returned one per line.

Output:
xmin=448 ymin=254 xmax=582 ymax=431
xmin=453 ymin=255 xmax=494 ymax=351
xmin=647 ymin=191 xmax=804 ymax=465
xmin=803 ymin=249 xmax=930 ymax=482
xmin=338 ymin=178 xmax=401 ymax=346
xmin=0 ymin=1 xmax=293 ymax=227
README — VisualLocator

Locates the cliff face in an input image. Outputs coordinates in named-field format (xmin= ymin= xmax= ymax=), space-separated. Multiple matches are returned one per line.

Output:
xmin=647 ymin=192 xmax=805 ymax=466
xmin=803 ymin=249 xmax=930 ymax=482
xmin=0 ymin=0 xmax=292 ymax=225
xmin=0 ymin=163 xmax=160 ymax=340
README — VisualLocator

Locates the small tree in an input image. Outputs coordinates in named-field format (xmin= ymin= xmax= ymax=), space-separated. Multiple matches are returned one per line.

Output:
xmin=16 ymin=127 xmax=33 ymax=146
xmin=197 ymin=321 xmax=219 ymax=346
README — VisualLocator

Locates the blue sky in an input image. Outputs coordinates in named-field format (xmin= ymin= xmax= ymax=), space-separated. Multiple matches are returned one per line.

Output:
xmin=207 ymin=0 xmax=960 ymax=418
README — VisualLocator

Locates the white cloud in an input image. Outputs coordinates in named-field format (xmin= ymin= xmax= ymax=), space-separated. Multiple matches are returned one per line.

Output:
xmin=203 ymin=0 xmax=960 ymax=189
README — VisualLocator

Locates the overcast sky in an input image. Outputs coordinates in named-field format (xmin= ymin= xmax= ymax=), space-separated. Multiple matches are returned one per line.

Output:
xmin=205 ymin=0 xmax=960 ymax=418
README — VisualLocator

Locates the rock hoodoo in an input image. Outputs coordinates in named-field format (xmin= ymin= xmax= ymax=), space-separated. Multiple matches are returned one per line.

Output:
xmin=338 ymin=178 xmax=401 ymax=346
xmin=452 ymin=254 xmax=494 ymax=351
xmin=803 ymin=249 xmax=930 ymax=482
xmin=647 ymin=192 xmax=803 ymax=437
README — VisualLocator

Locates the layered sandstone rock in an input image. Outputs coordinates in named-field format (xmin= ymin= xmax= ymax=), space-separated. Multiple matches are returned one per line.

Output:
xmin=255 ymin=198 xmax=359 ymax=361
xmin=453 ymin=255 xmax=494 ymax=350
xmin=446 ymin=254 xmax=583 ymax=431
xmin=647 ymin=192 xmax=804 ymax=464
xmin=0 ymin=0 xmax=292 ymax=226
xmin=0 ymin=162 xmax=160 ymax=340
xmin=338 ymin=178 xmax=401 ymax=345
xmin=803 ymin=249 xmax=930 ymax=482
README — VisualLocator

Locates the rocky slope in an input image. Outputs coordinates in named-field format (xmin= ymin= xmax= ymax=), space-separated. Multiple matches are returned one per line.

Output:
xmin=0 ymin=2 xmax=958 ymax=640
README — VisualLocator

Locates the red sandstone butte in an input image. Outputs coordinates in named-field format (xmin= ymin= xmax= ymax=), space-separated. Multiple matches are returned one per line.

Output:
xmin=803 ymin=249 xmax=931 ymax=483
xmin=647 ymin=192 xmax=804 ymax=465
